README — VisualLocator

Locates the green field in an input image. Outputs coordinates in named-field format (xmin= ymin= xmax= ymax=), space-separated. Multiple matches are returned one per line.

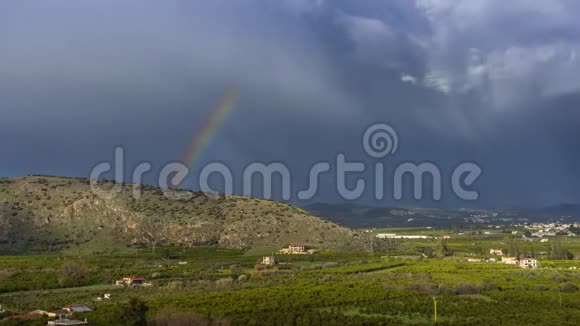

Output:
xmin=0 ymin=231 xmax=579 ymax=325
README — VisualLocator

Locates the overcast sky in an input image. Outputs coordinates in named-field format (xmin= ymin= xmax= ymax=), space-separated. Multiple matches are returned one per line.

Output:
xmin=1 ymin=0 xmax=579 ymax=208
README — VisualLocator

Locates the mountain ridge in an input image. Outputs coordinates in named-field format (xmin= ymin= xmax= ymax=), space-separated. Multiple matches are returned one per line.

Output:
xmin=0 ymin=176 xmax=363 ymax=252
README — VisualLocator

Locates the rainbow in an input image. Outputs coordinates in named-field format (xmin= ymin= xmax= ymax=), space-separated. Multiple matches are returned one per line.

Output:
xmin=181 ymin=88 xmax=238 ymax=169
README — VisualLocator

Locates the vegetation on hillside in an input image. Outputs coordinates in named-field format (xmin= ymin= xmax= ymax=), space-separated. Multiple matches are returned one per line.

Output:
xmin=0 ymin=176 xmax=361 ymax=251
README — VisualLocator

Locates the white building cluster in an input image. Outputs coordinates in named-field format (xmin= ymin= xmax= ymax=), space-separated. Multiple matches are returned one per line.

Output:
xmin=524 ymin=223 xmax=577 ymax=238
xmin=376 ymin=233 xmax=431 ymax=239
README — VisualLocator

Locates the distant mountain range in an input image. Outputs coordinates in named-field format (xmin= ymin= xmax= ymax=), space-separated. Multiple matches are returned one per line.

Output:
xmin=304 ymin=202 xmax=580 ymax=228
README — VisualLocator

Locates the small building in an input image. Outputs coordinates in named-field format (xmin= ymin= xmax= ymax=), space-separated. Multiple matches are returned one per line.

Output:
xmin=261 ymin=256 xmax=276 ymax=266
xmin=288 ymin=243 xmax=305 ymax=253
xmin=279 ymin=244 xmax=307 ymax=254
xmin=117 ymin=276 xmax=145 ymax=286
xmin=467 ymin=258 xmax=481 ymax=262
xmin=519 ymin=258 xmax=538 ymax=269
xmin=63 ymin=304 xmax=92 ymax=314
xmin=502 ymin=257 xmax=518 ymax=264
xmin=540 ymin=238 xmax=549 ymax=242
xmin=489 ymin=249 xmax=504 ymax=256
xmin=47 ymin=318 xmax=89 ymax=326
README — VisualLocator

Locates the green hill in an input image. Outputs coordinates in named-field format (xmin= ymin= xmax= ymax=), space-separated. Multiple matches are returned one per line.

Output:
xmin=0 ymin=176 xmax=362 ymax=252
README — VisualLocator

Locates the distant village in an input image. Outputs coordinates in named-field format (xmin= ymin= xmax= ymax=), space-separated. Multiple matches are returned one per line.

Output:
xmin=522 ymin=223 xmax=579 ymax=238
xmin=373 ymin=223 xmax=578 ymax=240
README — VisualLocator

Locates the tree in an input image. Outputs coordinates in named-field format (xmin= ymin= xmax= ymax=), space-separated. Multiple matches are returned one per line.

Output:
xmin=78 ymin=299 xmax=147 ymax=326
xmin=508 ymin=237 xmax=520 ymax=257
xmin=549 ymin=238 xmax=571 ymax=260
xmin=122 ymin=298 xmax=149 ymax=326
xmin=59 ymin=262 xmax=88 ymax=287
xmin=436 ymin=240 xmax=451 ymax=258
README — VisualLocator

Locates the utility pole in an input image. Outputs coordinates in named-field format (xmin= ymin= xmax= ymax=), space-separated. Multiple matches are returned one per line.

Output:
xmin=433 ymin=297 xmax=437 ymax=323
xmin=370 ymin=233 xmax=374 ymax=256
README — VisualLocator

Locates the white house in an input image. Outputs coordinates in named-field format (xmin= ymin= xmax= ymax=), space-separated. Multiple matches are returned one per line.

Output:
xmin=519 ymin=258 xmax=538 ymax=269
xmin=489 ymin=249 xmax=504 ymax=256
xmin=262 ymin=256 xmax=276 ymax=265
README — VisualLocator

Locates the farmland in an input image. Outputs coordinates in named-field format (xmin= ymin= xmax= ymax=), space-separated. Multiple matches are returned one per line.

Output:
xmin=0 ymin=230 xmax=579 ymax=325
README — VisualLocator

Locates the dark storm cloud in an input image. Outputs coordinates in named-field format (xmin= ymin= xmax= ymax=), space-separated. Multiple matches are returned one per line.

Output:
xmin=0 ymin=0 xmax=579 ymax=207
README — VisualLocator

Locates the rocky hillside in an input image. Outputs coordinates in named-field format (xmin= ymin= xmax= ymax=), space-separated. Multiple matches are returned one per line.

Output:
xmin=0 ymin=176 xmax=363 ymax=251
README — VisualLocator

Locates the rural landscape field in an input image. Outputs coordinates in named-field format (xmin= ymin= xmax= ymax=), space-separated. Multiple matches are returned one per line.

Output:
xmin=0 ymin=177 xmax=579 ymax=325
xmin=3 ymin=1 xmax=580 ymax=325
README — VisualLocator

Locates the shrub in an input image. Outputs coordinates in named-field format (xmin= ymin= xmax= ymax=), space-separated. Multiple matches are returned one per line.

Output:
xmin=58 ymin=262 xmax=89 ymax=287
xmin=534 ymin=284 xmax=549 ymax=291
xmin=0 ymin=270 xmax=12 ymax=281
xmin=455 ymin=282 xmax=479 ymax=295
xmin=549 ymin=272 xmax=568 ymax=283
xmin=215 ymin=277 xmax=234 ymax=289
xmin=437 ymin=284 xmax=455 ymax=296
xmin=383 ymin=284 xmax=398 ymax=291
xmin=479 ymin=280 xmax=500 ymax=291
xmin=167 ymin=281 xmax=184 ymax=289
xmin=150 ymin=310 xmax=228 ymax=326
xmin=514 ymin=284 xmax=526 ymax=291
xmin=408 ymin=282 xmax=437 ymax=295
xmin=561 ymin=282 xmax=578 ymax=293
